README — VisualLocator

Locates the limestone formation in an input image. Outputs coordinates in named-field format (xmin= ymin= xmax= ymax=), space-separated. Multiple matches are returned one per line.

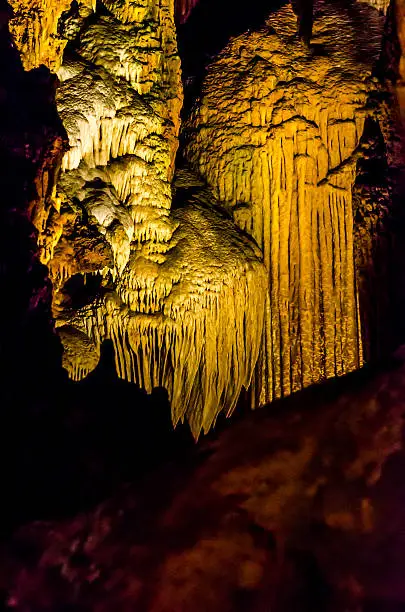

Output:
xmin=360 ymin=0 xmax=390 ymax=14
xmin=8 ymin=0 xmax=267 ymax=436
xmin=183 ymin=1 xmax=395 ymax=405
xmin=8 ymin=0 xmax=96 ymax=71
xmin=57 ymin=174 xmax=267 ymax=436
xmin=7 ymin=0 xmax=402 ymax=434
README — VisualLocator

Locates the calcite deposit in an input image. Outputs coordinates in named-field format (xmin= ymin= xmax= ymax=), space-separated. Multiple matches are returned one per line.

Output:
xmin=8 ymin=0 xmax=96 ymax=71
xmin=8 ymin=0 xmax=267 ymax=436
xmin=2 ymin=0 xmax=405 ymax=608
xmin=6 ymin=0 xmax=404 ymax=434
xmin=184 ymin=0 xmax=399 ymax=406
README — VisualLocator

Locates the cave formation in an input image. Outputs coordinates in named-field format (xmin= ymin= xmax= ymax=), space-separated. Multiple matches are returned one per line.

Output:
xmin=2 ymin=0 xmax=405 ymax=608
xmin=5 ymin=0 xmax=405 ymax=435
xmin=8 ymin=0 xmax=269 ymax=437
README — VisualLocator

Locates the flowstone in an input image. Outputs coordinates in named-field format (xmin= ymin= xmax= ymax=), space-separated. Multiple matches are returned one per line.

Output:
xmin=183 ymin=0 xmax=400 ymax=405
xmin=8 ymin=0 xmax=403 ymax=434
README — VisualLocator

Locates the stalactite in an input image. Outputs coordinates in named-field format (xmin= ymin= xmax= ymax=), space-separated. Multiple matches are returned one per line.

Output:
xmin=184 ymin=1 xmax=389 ymax=406
xmin=58 ymin=187 xmax=267 ymax=437
xmin=9 ymin=0 xmax=398 ymax=433
xmin=9 ymin=0 xmax=266 ymax=435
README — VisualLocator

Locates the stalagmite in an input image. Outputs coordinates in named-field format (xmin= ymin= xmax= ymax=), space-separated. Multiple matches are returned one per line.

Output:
xmin=183 ymin=0 xmax=396 ymax=406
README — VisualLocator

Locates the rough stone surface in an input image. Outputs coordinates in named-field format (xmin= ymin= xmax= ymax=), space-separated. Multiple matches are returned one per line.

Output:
xmin=3 ymin=351 xmax=405 ymax=611
xmin=359 ymin=0 xmax=390 ymax=14
xmin=8 ymin=0 xmax=95 ymax=71
xmin=2 ymin=1 xmax=405 ymax=609
xmin=6 ymin=0 xmax=404 ymax=434
xmin=8 ymin=0 xmax=267 ymax=436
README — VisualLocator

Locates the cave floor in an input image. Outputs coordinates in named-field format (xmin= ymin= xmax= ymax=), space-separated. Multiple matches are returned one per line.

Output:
xmin=2 ymin=350 xmax=405 ymax=611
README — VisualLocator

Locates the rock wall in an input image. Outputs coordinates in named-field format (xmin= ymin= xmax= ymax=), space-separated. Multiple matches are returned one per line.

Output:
xmin=4 ymin=350 xmax=405 ymax=611
xmin=397 ymin=0 xmax=405 ymax=81
xmin=359 ymin=0 xmax=390 ymax=14
xmin=8 ymin=0 xmax=95 ymax=71
xmin=7 ymin=0 xmax=402 ymax=433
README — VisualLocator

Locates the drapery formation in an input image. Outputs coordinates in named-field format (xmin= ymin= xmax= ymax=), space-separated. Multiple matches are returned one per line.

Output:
xmin=8 ymin=0 xmax=267 ymax=437
xmin=7 ymin=0 xmax=402 ymax=433
xmin=184 ymin=1 xmax=396 ymax=405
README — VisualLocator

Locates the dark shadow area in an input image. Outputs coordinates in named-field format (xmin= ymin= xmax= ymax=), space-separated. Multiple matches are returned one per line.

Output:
xmin=275 ymin=549 xmax=332 ymax=611
xmin=2 ymin=340 xmax=194 ymax=534
xmin=2 ymin=340 xmax=405 ymax=611
xmin=353 ymin=115 xmax=402 ymax=362
xmin=176 ymin=0 xmax=286 ymax=115
xmin=352 ymin=0 xmax=405 ymax=361
xmin=61 ymin=272 xmax=106 ymax=310
xmin=363 ymin=603 xmax=405 ymax=612
xmin=0 ymin=1 xmax=194 ymax=537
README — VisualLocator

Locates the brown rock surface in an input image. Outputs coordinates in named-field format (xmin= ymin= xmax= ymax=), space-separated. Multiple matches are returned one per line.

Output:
xmin=2 ymin=352 xmax=405 ymax=611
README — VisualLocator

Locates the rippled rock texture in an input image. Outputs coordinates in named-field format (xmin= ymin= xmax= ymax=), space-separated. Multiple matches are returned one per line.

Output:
xmin=7 ymin=0 xmax=267 ymax=436
xmin=6 ymin=0 xmax=405 ymax=434
xmin=184 ymin=0 xmax=403 ymax=406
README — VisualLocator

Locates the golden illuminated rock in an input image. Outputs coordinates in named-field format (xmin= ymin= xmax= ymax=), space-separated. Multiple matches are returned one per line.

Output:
xmin=8 ymin=0 xmax=96 ymax=71
xmin=360 ymin=0 xmax=390 ymax=13
xmin=59 ymin=179 xmax=267 ymax=436
xmin=184 ymin=1 xmax=390 ymax=405
xmin=8 ymin=0 xmax=399 ymax=434
xmin=9 ymin=0 xmax=267 ymax=436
